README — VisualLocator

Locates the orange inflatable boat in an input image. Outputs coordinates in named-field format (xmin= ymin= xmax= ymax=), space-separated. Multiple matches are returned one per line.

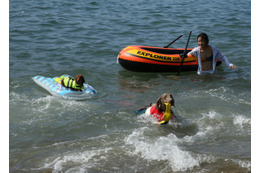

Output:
xmin=117 ymin=45 xmax=222 ymax=72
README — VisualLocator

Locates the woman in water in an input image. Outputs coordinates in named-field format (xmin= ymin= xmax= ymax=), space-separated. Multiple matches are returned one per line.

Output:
xmin=187 ymin=33 xmax=237 ymax=75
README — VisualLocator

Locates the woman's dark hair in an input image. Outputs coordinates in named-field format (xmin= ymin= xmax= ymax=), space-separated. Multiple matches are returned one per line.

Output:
xmin=197 ymin=33 xmax=209 ymax=44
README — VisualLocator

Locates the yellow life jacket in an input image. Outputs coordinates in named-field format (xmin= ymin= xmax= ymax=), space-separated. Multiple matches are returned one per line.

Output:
xmin=63 ymin=77 xmax=84 ymax=90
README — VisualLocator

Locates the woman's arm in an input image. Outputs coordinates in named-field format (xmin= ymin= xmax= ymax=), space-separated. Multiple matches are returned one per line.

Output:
xmin=213 ymin=46 xmax=237 ymax=69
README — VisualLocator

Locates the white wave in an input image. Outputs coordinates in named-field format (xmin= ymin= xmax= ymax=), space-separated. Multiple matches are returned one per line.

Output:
xmin=31 ymin=95 xmax=54 ymax=112
xmin=233 ymin=114 xmax=251 ymax=134
xmin=124 ymin=127 xmax=214 ymax=171
xmin=236 ymin=159 xmax=251 ymax=170
xmin=10 ymin=91 xmax=53 ymax=112
xmin=11 ymin=90 xmax=93 ymax=116
xmin=10 ymin=90 xmax=92 ymax=108
xmin=181 ymin=110 xmax=225 ymax=143
xmin=202 ymin=110 xmax=218 ymax=119
xmin=180 ymin=87 xmax=250 ymax=106
xmin=206 ymin=87 xmax=251 ymax=105
xmin=137 ymin=110 xmax=224 ymax=144
xmin=9 ymin=91 xmax=29 ymax=103
xmin=136 ymin=112 xmax=159 ymax=124
xmin=197 ymin=110 xmax=223 ymax=129
xmin=39 ymin=148 xmax=112 ymax=173
xmin=233 ymin=114 xmax=251 ymax=126
xmin=228 ymin=159 xmax=251 ymax=171
xmin=205 ymin=87 xmax=231 ymax=102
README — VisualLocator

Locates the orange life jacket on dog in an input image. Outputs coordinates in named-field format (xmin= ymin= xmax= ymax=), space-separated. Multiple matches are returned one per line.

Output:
xmin=149 ymin=104 xmax=164 ymax=121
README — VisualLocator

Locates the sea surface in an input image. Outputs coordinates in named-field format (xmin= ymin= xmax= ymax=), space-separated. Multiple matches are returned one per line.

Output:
xmin=10 ymin=0 xmax=251 ymax=172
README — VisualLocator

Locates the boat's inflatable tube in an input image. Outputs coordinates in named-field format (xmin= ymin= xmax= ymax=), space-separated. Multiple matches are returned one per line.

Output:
xmin=32 ymin=75 xmax=97 ymax=100
xmin=117 ymin=45 xmax=221 ymax=72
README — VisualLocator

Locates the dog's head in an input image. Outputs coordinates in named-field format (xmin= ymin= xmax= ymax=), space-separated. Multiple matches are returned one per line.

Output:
xmin=156 ymin=93 xmax=174 ymax=112
xmin=75 ymin=74 xmax=85 ymax=86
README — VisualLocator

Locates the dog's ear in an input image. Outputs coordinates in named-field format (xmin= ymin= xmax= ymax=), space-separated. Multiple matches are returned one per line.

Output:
xmin=76 ymin=76 xmax=80 ymax=83
xmin=156 ymin=96 xmax=164 ymax=111
xmin=170 ymin=95 xmax=175 ymax=106
xmin=76 ymin=75 xmax=85 ymax=84
xmin=81 ymin=75 xmax=85 ymax=83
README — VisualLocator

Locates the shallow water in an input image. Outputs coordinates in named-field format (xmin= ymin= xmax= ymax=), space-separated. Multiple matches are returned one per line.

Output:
xmin=10 ymin=0 xmax=251 ymax=172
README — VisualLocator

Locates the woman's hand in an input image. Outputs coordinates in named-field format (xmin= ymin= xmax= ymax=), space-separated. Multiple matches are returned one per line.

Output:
xmin=230 ymin=65 xmax=237 ymax=69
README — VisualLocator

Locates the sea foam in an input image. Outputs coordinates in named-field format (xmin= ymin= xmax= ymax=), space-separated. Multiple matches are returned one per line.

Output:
xmin=124 ymin=127 xmax=214 ymax=171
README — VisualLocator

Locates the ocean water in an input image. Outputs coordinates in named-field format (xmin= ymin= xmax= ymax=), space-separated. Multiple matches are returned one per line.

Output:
xmin=10 ymin=0 xmax=251 ymax=172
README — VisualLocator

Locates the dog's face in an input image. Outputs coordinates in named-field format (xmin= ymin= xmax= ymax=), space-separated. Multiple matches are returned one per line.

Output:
xmin=156 ymin=93 xmax=174 ymax=112
xmin=75 ymin=74 xmax=85 ymax=86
